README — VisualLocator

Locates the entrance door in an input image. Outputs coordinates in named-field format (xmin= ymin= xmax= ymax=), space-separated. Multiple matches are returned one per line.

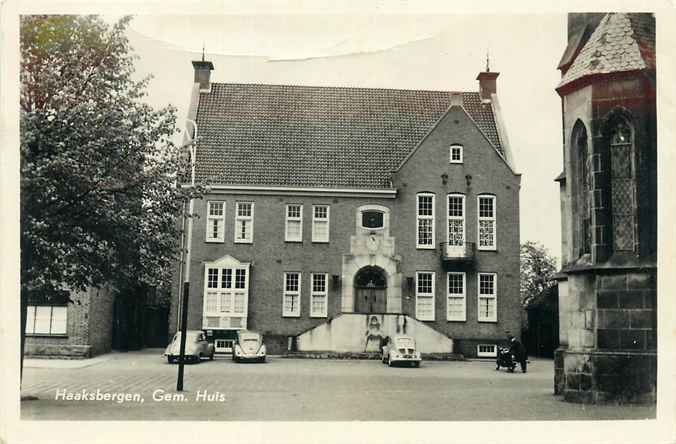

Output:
xmin=354 ymin=266 xmax=387 ymax=313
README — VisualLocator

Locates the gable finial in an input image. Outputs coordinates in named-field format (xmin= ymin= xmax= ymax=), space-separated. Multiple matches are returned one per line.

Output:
xmin=202 ymin=42 xmax=205 ymax=62
xmin=486 ymin=48 xmax=490 ymax=72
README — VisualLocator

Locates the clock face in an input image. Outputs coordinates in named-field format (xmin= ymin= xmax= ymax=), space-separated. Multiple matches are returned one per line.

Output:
xmin=362 ymin=211 xmax=384 ymax=229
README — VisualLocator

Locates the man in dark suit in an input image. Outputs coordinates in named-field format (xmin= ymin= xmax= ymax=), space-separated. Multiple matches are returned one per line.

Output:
xmin=508 ymin=334 xmax=527 ymax=373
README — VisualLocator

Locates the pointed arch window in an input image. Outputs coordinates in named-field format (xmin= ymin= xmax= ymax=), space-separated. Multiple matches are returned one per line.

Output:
xmin=573 ymin=121 xmax=591 ymax=256
xmin=609 ymin=120 xmax=636 ymax=252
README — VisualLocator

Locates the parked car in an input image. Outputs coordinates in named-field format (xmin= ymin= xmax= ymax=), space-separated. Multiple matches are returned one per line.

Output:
xmin=164 ymin=330 xmax=214 ymax=364
xmin=382 ymin=335 xmax=422 ymax=367
xmin=233 ymin=330 xmax=266 ymax=363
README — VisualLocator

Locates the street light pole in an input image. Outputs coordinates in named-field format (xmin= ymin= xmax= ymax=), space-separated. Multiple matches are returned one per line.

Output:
xmin=177 ymin=120 xmax=197 ymax=392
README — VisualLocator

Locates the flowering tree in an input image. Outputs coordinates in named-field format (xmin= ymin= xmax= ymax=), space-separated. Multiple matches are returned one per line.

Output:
xmin=20 ymin=15 xmax=193 ymax=376
xmin=520 ymin=241 xmax=558 ymax=308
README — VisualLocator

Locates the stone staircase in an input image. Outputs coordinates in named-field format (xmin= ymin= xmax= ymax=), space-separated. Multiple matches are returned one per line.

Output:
xmin=295 ymin=313 xmax=455 ymax=354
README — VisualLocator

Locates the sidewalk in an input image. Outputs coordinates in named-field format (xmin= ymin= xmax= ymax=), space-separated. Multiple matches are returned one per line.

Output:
xmin=24 ymin=351 xmax=117 ymax=369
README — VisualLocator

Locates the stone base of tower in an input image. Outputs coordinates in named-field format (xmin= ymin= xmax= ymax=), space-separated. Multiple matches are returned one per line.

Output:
xmin=555 ymin=347 xmax=656 ymax=404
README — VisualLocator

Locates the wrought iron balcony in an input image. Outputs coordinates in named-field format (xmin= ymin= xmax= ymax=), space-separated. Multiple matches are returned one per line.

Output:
xmin=439 ymin=242 xmax=476 ymax=267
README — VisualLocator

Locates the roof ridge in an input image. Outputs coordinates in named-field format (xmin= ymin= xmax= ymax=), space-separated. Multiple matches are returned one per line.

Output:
xmin=210 ymin=81 xmax=478 ymax=95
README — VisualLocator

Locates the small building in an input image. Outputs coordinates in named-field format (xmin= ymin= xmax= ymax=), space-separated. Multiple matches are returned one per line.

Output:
xmin=553 ymin=12 xmax=656 ymax=403
xmin=170 ymin=58 xmax=522 ymax=358
xmin=24 ymin=287 xmax=114 ymax=358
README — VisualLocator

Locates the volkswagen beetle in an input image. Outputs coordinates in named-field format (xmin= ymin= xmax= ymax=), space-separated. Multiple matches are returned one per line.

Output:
xmin=164 ymin=330 xmax=214 ymax=363
xmin=233 ymin=330 xmax=266 ymax=363
xmin=382 ymin=335 xmax=421 ymax=367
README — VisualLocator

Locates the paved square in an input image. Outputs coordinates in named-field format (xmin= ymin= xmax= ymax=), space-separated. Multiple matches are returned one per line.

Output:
xmin=21 ymin=350 xmax=655 ymax=421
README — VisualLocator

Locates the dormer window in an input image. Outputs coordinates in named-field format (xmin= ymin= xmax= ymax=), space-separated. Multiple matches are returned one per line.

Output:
xmin=449 ymin=145 xmax=463 ymax=164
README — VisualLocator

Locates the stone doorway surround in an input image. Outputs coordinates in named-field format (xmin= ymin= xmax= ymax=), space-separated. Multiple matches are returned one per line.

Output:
xmin=341 ymin=205 xmax=402 ymax=314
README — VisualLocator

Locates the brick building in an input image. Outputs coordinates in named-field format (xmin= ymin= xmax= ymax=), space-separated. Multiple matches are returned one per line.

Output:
xmin=553 ymin=13 xmax=656 ymax=403
xmin=170 ymin=58 xmax=522 ymax=358
xmin=24 ymin=287 xmax=114 ymax=358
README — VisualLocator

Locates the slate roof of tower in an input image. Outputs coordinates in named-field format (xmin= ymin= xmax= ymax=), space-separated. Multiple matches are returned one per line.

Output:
xmin=194 ymin=83 xmax=503 ymax=189
xmin=559 ymin=13 xmax=655 ymax=88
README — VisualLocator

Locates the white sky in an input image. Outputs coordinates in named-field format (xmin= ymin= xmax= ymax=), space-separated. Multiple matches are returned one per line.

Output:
xmin=123 ymin=14 xmax=567 ymax=260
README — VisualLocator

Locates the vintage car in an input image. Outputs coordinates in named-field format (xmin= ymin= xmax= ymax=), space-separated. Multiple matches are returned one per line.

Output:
xmin=381 ymin=335 xmax=422 ymax=367
xmin=164 ymin=330 xmax=214 ymax=364
xmin=233 ymin=330 xmax=266 ymax=363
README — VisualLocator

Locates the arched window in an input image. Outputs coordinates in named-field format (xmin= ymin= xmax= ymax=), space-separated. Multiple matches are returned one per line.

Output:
xmin=572 ymin=121 xmax=591 ymax=256
xmin=609 ymin=119 xmax=636 ymax=252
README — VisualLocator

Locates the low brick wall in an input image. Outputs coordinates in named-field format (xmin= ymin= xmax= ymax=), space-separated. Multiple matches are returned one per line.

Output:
xmin=25 ymin=343 xmax=92 ymax=359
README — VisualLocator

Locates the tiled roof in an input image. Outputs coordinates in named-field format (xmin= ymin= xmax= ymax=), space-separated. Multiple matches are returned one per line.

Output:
xmin=559 ymin=13 xmax=655 ymax=88
xmin=194 ymin=83 xmax=502 ymax=189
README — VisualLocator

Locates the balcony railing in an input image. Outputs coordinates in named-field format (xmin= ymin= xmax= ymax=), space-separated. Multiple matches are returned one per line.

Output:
xmin=439 ymin=242 xmax=476 ymax=266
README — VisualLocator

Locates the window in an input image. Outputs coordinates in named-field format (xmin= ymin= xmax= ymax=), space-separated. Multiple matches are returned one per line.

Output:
xmin=573 ymin=121 xmax=592 ymax=256
xmin=478 ymin=195 xmax=496 ymax=250
xmin=312 ymin=205 xmax=330 ymax=242
xmin=283 ymin=272 xmax=301 ymax=317
xmin=361 ymin=210 xmax=384 ymax=229
xmin=416 ymin=271 xmax=435 ymax=321
xmin=449 ymin=144 xmax=463 ymax=164
xmin=447 ymin=272 xmax=466 ymax=321
xmin=203 ymin=264 xmax=249 ymax=329
xmin=478 ymin=273 xmax=497 ymax=322
xmin=206 ymin=201 xmax=225 ymax=242
xmin=447 ymin=194 xmax=465 ymax=255
xmin=609 ymin=120 xmax=636 ymax=252
xmin=285 ymin=204 xmax=303 ymax=242
xmin=477 ymin=344 xmax=497 ymax=357
xmin=310 ymin=273 xmax=328 ymax=317
xmin=416 ymin=193 xmax=435 ymax=249
xmin=25 ymin=306 xmax=67 ymax=335
xmin=235 ymin=202 xmax=254 ymax=243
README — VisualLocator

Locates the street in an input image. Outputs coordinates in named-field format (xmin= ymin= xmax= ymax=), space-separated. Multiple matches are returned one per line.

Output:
xmin=21 ymin=350 xmax=655 ymax=421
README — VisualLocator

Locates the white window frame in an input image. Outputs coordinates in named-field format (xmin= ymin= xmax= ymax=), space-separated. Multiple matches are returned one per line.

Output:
xmin=446 ymin=194 xmax=465 ymax=256
xmin=449 ymin=144 xmax=463 ymax=164
xmin=415 ymin=271 xmax=435 ymax=321
xmin=310 ymin=273 xmax=328 ymax=318
xmin=283 ymin=272 xmax=301 ymax=317
xmin=477 ymin=272 xmax=498 ymax=323
xmin=446 ymin=272 xmax=466 ymax=322
xmin=477 ymin=344 xmax=498 ymax=357
xmin=205 ymin=201 xmax=226 ymax=242
xmin=478 ymin=195 xmax=497 ymax=251
xmin=25 ymin=305 xmax=68 ymax=335
xmin=234 ymin=202 xmax=254 ymax=244
xmin=285 ymin=204 xmax=303 ymax=242
xmin=312 ymin=205 xmax=330 ymax=243
xmin=416 ymin=193 xmax=435 ymax=249
xmin=203 ymin=262 xmax=249 ymax=330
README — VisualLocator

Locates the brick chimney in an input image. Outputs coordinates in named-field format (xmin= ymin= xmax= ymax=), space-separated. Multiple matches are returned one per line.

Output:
xmin=192 ymin=59 xmax=214 ymax=92
xmin=476 ymin=69 xmax=499 ymax=102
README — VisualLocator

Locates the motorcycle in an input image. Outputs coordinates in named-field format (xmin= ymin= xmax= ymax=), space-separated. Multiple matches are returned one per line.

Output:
xmin=495 ymin=346 xmax=517 ymax=372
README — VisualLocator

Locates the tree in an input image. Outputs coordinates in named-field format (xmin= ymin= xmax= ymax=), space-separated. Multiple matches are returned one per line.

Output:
xmin=520 ymin=241 xmax=557 ymax=308
xmin=20 ymin=15 xmax=194 ymax=378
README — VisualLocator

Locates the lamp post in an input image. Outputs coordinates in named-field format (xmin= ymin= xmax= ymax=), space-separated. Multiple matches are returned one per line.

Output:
xmin=177 ymin=120 xmax=197 ymax=392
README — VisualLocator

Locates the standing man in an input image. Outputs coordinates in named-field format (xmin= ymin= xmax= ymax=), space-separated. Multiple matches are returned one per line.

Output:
xmin=508 ymin=334 xmax=527 ymax=373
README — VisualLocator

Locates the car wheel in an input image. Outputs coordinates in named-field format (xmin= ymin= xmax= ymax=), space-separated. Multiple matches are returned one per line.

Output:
xmin=167 ymin=356 xmax=175 ymax=364
xmin=259 ymin=356 xmax=266 ymax=363
xmin=414 ymin=362 xmax=420 ymax=368
xmin=388 ymin=359 xmax=393 ymax=367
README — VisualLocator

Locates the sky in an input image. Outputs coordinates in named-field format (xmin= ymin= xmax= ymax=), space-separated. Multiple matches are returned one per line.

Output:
xmin=121 ymin=14 xmax=567 ymax=261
